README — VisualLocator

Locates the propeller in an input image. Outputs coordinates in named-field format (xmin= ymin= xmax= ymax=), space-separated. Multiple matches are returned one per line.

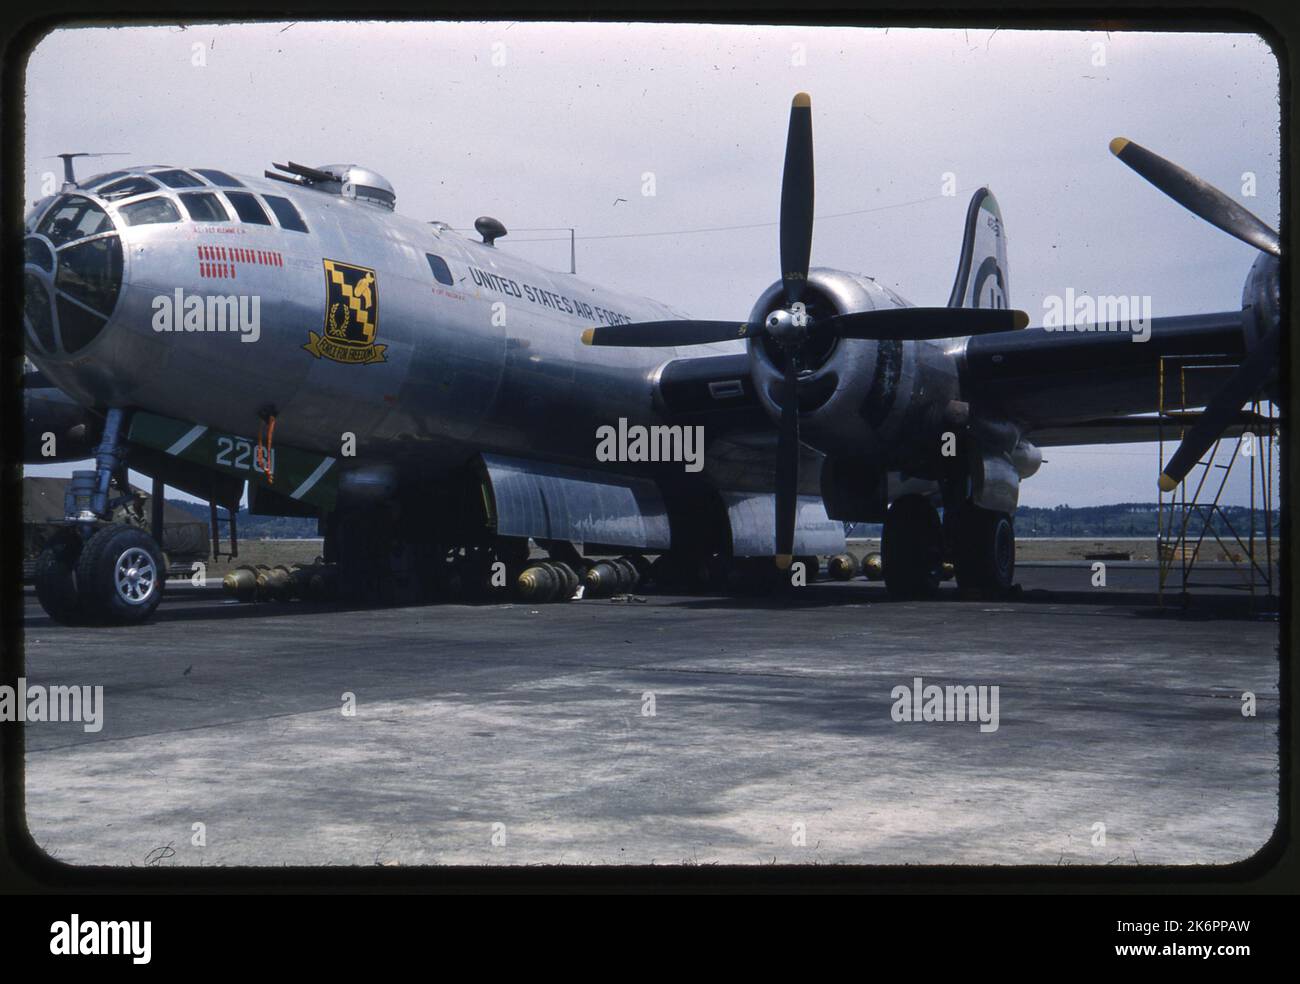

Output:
xmin=1109 ymin=139 xmax=1280 ymax=258
xmin=1108 ymin=137 xmax=1281 ymax=490
xmin=780 ymin=93 xmax=815 ymax=306
xmin=584 ymin=93 xmax=1030 ymax=566
xmin=581 ymin=307 xmax=1027 ymax=348
xmin=1157 ymin=326 xmax=1278 ymax=491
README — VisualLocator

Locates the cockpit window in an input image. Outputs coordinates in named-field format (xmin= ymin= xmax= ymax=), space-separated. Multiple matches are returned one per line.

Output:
xmin=179 ymin=192 xmax=230 ymax=222
xmin=57 ymin=296 xmax=109 ymax=354
xmin=37 ymin=195 xmax=113 ymax=246
xmin=119 ymin=196 xmax=182 ymax=226
xmin=24 ymin=193 xmax=122 ymax=358
xmin=194 ymin=168 xmax=245 ymax=187
xmin=23 ymin=274 xmax=57 ymax=351
xmin=152 ymin=168 xmax=207 ymax=189
xmin=25 ymin=196 xmax=56 ymax=233
xmin=426 ymin=253 xmax=454 ymax=286
xmin=263 ymin=195 xmax=309 ymax=232
xmin=24 ymin=237 xmax=54 ymax=272
xmin=81 ymin=171 xmax=128 ymax=190
xmin=225 ymin=191 xmax=271 ymax=225
xmin=356 ymin=184 xmax=396 ymax=209
xmin=98 ymin=175 xmax=160 ymax=202
xmin=55 ymin=238 xmax=123 ymax=315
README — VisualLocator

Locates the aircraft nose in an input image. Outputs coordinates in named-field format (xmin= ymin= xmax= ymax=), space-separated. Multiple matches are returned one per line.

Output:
xmin=23 ymin=193 xmax=124 ymax=357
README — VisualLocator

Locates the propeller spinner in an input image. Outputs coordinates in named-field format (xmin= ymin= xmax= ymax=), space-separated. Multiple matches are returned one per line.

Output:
xmin=584 ymin=93 xmax=1028 ymax=566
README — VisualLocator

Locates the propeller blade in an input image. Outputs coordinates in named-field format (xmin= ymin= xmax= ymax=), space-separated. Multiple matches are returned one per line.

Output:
xmin=581 ymin=320 xmax=750 ymax=347
xmin=780 ymin=93 xmax=815 ymax=306
xmin=1158 ymin=327 xmax=1278 ymax=491
xmin=1109 ymin=138 xmax=1280 ymax=258
xmin=826 ymin=307 xmax=1029 ymax=341
xmin=774 ymin=358 xmax=800 ymax=568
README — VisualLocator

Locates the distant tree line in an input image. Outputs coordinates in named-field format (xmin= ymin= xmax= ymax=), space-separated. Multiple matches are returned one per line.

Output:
xmin=845 ymin=503 xmax=1279 ymax=539
xmin=163 ymin=497 xmax=1278 ymax=542
xmin=165 ymin=499 xmax=320 ymax=539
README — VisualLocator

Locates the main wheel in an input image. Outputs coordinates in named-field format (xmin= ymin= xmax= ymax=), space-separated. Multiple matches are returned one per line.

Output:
xmin=882 ymin=495 xmax=943 ymax=598
xmin=34 ymin=535 xmax=87 ymax=625
xmin=75 ymin=524 xmax=166 ymax=625
xmin=953 ymin=507 xmax=1016 ymax=594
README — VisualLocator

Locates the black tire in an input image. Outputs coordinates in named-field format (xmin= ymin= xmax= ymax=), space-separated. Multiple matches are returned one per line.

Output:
xmin=75 ymin=524 xmax=166 ymax=625
xmin=883 ymin=495 xmax=943 ymax=599
xmin=34 ymin=536 xmax=86 ymax=625
xmin=953 ymin=507 xmax=1016 ymax=594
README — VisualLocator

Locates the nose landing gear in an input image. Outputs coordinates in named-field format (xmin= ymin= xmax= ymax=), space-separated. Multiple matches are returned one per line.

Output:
xmin=32 ymin=407 xmax=168 ymax=626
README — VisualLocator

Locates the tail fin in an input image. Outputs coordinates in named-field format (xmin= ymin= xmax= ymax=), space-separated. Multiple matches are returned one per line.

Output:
xmin=947 ymin=188 xmax=1010 ymax=310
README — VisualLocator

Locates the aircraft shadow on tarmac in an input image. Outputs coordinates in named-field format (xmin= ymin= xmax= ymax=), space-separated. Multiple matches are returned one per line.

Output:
xmin=25 ymin=577 xmax=1279 ymax=626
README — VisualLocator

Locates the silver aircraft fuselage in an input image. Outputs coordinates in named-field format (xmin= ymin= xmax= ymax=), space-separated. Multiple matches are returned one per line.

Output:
xmin=25 ymin=166 xmax=783 ymax=472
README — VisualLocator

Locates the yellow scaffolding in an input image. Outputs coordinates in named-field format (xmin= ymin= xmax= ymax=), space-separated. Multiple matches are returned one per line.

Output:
xmin=1156 ymin=354 xmax=1277 ymax=608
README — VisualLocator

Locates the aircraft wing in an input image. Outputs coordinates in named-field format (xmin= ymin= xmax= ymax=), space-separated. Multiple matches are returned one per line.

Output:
xmin=1027 ymin=410 xmax=1275 ymax=447
xmin=959 ymin=311 xmax=1252 ymax=429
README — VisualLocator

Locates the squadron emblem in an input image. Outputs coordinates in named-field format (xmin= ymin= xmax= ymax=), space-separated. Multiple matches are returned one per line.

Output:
xmin=303 ymin=259 xmax=386 ymax=364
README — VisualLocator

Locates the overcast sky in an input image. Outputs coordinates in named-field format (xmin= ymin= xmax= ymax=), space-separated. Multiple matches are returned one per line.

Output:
xmin=24 ymin=22 xmax=1281 ymax=507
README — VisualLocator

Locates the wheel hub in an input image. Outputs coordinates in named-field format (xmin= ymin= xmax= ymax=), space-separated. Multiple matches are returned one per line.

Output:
xmin=115 ymin=547 xmax=157 ymax=604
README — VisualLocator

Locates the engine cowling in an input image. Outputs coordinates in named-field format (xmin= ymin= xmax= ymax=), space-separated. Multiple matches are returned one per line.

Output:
xmin=746 ymin=267 xmax=962 ymax=466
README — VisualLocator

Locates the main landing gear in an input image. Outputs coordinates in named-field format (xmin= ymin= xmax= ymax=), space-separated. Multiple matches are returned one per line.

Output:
xmin=882 ymin=495 xmax=943 ymax=598
xmin=881 ymin=494 xmax=1016 ymax=599
xmin=33 ymin=408 xmax=168 ymax=626
xmin=948 ymin=504 xmax=1016 ymax=595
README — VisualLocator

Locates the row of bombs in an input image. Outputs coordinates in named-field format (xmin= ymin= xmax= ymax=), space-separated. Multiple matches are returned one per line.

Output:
xmin=515 ymin=555 xmax=648 ymax=603
xmin=222 ymin=562 xmax=339 ymax=603
xmin=826 ymin=552 xmax=956 ymax=582
xmin=520 ymin=551 xmax=891 ymax=601
xmin=828 ymin=552 xmax=885 ymax=581
xmin=219 ymin=556 xmax=644 ymax=605
xmin=221 ymin=550 xmax=893 ymax=604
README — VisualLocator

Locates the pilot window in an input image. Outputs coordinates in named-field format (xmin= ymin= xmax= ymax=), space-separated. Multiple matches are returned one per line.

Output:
xmin=56 ymin=238 xmax=123 ymax=315
xmin=194 ymin=169 xmax=245 ymax=187
xmin=81 ymin=171 xmax=128 ymax=190
xmin=97 ymin=176 xmax=159 ymax=202
xmin=37 ymin=196 xmax=114 ymax=246
xmin=179 ymin=192 xmax=230 ymax=222
xmin=263 ymin=195 xmax=309 ymax=232
xmin=225 ymin=192 xmax=271 ymax=225
xmin=24 ymin=237 xmax=55 ymax=272
xmin=119 ymin=197 xmax=182 ymax=226
xmin=152 ymin=169 xmax=207 ymax=189
xmin=426 ymin=253 xmax=454 ymax=285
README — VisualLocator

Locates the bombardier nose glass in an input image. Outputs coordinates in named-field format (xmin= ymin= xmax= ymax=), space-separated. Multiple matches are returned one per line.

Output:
xmin=23 ymin=194 xmax=123 ymax=355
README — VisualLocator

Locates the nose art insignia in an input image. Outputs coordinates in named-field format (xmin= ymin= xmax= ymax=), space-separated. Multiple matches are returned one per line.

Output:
xmin=303 ymin=258 xmax=386 ymax=364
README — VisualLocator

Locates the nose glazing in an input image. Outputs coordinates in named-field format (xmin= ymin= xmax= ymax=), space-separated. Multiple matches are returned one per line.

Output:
xmin=23 ymin=193 xmax=123 ymax=356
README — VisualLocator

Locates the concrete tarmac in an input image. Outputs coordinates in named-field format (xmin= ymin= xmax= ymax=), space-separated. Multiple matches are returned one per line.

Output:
xmin=19 ymin=564 xmax=1280 ymax=867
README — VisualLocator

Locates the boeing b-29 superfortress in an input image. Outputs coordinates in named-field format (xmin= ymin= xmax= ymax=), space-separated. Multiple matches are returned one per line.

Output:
xmin=22 ymin=93 xmax=1280 ymax=624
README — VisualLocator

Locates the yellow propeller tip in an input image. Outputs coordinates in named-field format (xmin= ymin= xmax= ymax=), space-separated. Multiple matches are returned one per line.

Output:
xmin=1109 ymin=137 xmax=1130 ymax=156
xmin=1158 ymin=473 xmax=1178 ymax=493
xmin=580 ymin=328 xmax=595 ymax=345
xmin=775 ymin=554 xmax=793 ymax=570
xmin=792 ymin=92 xmax=811 ymax=108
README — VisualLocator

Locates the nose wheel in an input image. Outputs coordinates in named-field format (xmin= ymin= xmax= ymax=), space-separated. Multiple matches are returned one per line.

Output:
xmin=33 ymin=524 xmax=167 ymax=625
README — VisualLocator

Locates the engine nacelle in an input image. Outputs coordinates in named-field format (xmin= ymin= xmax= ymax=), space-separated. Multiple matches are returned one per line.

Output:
xmin=1242 ymin=251 xmax=1280 ymax=352
xmin=746 ymin=267 xmax=961 ymax=466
